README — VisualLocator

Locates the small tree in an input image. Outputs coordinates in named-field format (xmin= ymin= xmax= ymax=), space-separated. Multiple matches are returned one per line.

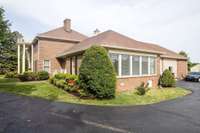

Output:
xmin=0 ymin=7 xmax=22 ymax=74
xmin=79 ymin=45 xmax=116 ymax=99
xmin=179 ymin=51 xmax=192 ymax=71
xmin=160 ymin=69 xmax=176 ymax=87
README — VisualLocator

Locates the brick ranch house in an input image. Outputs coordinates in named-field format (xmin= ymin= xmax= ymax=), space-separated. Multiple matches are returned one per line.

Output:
xmin=30 ymin=19 xmax=187 ymax=91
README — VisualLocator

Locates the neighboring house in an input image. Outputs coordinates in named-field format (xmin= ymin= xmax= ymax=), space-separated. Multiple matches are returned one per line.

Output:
xmin=30 ymin=19 xmax=187 ymax=91
xmin=191 ymin=64 xmax=200 ymax=72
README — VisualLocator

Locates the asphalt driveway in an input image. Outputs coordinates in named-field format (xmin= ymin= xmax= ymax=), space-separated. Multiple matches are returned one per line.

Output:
xmin=0 ymin=81 xmax=200 ymax=133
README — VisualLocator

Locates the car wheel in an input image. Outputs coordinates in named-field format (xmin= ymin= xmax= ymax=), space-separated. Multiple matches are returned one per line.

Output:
xmin=199 ymin=78 xmax=200 ymax=82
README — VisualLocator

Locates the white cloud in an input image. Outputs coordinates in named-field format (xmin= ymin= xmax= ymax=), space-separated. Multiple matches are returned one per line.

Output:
xmin=1 ymin=0 xmax=200 ymax=62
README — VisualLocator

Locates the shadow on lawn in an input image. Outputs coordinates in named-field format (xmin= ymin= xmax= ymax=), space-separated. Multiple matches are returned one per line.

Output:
xmin=0 ymin=82 xmax=61 ymax=101
xmin=0 ymin=83 xmax=37 ymax=95
xmin=0 ymin=78 xmax=19 ymax=83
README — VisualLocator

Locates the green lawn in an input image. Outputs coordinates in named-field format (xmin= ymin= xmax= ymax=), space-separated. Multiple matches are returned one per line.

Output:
xmin=0 ymin=75 xmax=19 ymax=83
xmin=0 ymin=77 xmax=191 ymax=106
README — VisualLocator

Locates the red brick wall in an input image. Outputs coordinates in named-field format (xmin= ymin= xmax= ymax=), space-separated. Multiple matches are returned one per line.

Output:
xmin=116 ymin=76 xmax=159 ymax=91
xmin=177 ymin=60 xmax=188 ymax=79
xmin=34 ymin=39 xmax=77 ymax=74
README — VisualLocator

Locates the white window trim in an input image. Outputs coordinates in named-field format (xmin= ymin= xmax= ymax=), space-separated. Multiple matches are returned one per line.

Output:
xmin=109 ymin=51 xmax=157 ymax=78
xmin=118 ymin=54 xmax=122 ymax=77
xmin=130 ymin=56 xmax=133 ymax=75
xmin=43 ymin=60 xmax=51 ymax=73
xmin=132 ymin=55 xmax=140 ymax=76
xmin=139 ymin=56 xmax=142 ymax=76
xmin=121 ymin=54 xmax=131 ymax=76
xmin=109 ymin=50 xmax=157 ymax=57
xmin=148 ymin=56 xmax=151 ymax=75
xmin=149 ymin=57 xmax=157 ymax=75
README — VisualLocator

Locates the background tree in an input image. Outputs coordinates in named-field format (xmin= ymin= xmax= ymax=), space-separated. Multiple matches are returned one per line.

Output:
xmin=179 ymin=51 xmax=193 ymax=71
xmin=0 ymin=7 xmax=22 ymax=74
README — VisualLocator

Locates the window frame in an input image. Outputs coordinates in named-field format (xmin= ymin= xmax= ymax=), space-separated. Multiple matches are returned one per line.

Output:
xmin=109 ymin=50 xmax=157 ymax=78
xmin=43 ymin=60 xmax=51 ymax=73
xmin=141 ymin=56 xmax=149 ymax=76
xmin=121 ymin=54 xmax=130 ymax=76
xmin=109 ymin=53 xmax=120 ymax=75
xmin=132 ymin=55 xmax=140 ymax=76
xmin=149 ymin=57 xmax=156 ymax=75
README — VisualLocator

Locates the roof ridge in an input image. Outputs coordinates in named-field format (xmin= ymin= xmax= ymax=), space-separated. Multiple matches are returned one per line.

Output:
xmin=38 ymin=26 xmax=63 ymax=36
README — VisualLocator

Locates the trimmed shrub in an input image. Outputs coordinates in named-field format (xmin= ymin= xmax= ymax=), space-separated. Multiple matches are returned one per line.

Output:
xmin=49 ymin=77 xmax=54 ymax=84
xmin=135 ymin=82 xmax=146 ymax=95
xmin=50 ymin=73 xmax=79 ymax=92
xmin=52 ymin=78 xmax=59 ymax=85
xmin=79 ymin=46 xmax=116 ymax=99
xmin=54 ymin=73 xmax=67 ymax=80
xmin=160 ymin=69 xmax=176 ymax=87
xmin=37 ymin=71 xmax=49 ymax=80
xmin=55 ymin=79 xmax=66 ymax=88
xmin=53 ymin=73 xmax=78 ymax=81
xmin=18 ymin=71 xmax=37 ymax=81
xmin=65 ymin=73 xmax=78 ymax=81
xmin=5 ymin=71 xmax=18 ymax=78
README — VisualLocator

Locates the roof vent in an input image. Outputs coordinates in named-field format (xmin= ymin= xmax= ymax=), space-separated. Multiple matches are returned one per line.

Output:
xmin=93 ymin=28 xmax=100 ymax=35
xmin=64 ymin=18 xmax=71 ymax=32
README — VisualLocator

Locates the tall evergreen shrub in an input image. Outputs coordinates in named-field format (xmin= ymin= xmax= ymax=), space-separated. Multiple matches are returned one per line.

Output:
xmin=79 ymin=46 xmax=116 ymax=99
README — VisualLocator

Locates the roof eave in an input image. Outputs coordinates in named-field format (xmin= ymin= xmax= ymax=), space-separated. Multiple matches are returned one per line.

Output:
xmin=56 ymin=44 xmax=166 ymax=58
xmin=101 ymin=44 xmax=166 ymax=55
xmin=56 ymin=50 xmax=84 ymax=58
xmin=161 ymin=55 xmax=188 ymax=60
xmin=36 ymin=36 xmax=81 ymax=43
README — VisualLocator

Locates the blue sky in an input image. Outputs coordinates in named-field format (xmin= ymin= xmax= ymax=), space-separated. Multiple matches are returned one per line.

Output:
xmin=1 ymin=0 xmax=200 ymax=62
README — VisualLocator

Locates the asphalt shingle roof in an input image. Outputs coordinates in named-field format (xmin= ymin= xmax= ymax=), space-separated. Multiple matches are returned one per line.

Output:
xmin=37 ymin=27 xmax=88 ymax=42
xmin=58 ymin=30 xmax=187 ymax=60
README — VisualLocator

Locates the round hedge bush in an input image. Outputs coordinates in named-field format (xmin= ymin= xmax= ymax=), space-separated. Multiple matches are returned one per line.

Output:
xmin=37 ymin=71 xmax=49 ymax=80
xmin=79 ymin=46 xmax=116 ymax=99
xmin=160 ymin=69 xmax=176 ymax=87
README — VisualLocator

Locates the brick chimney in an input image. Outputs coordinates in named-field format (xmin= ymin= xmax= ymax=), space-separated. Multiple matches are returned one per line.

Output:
xmin=64 ymin=19 xmax=71 ymax=32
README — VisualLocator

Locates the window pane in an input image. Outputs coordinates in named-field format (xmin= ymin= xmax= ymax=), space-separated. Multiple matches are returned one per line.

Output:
xmin=132 ymin=56 xmax=140 ymax=75
xmin=122 ymin=54 xmax=130 ymax=76
xmin=142 ymin=56 xmax=148 ymax=75
xmin=44 ymin=66 xmax=49 ymax=72
xmin=44 ymin=60 xmax=49 ymax=66
xmin=109 ymin=53 xmax=119 ymax=75
xmin=44 ymin=60 xmax=50 ymax=72
xmin=150 ymin=57 xmax=156 ymax=74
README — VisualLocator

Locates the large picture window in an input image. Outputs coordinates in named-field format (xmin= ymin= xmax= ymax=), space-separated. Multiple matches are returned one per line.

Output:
xmin=109 ymin=52 xmax=156 ymax=77
xmin=43 ymin=60 xmax=50 ymax=73
xmin=121 ymin=54 xmax=130 ymax=76
xmin=132 ymin=56 xmax=140 ymax=75
xmin=109 ymin=53 xmax=119 ymax=75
